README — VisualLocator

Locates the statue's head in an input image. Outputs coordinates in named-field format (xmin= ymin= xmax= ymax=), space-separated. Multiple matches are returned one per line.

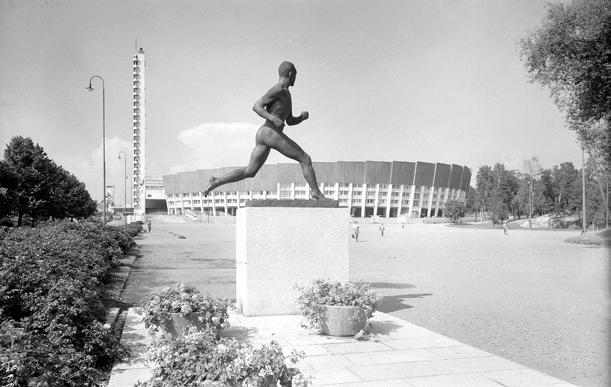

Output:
xmin=279 ymin=61 xmax=297 ymax=86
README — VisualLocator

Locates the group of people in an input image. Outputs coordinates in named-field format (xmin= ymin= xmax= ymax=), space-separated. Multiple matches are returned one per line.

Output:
xmin=351 ymin=222 xmax=386 ymax=242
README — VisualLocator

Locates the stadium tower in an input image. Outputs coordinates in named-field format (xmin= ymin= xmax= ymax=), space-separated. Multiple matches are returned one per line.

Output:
xmin=132 ymin=47 xmax=146 ymax=219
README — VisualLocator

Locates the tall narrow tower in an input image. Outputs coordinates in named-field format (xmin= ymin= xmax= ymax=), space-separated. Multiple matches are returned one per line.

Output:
xmin=132 ymin=47 xmax=146 ymax=218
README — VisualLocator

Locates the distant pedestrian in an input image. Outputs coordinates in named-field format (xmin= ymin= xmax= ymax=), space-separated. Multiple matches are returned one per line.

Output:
xmin=503 ymin=220 xmax=508 ymax=236
xmin=147 ymin=220 xmax=152 ymax=233
xmin=379 ymin=223 xmax=385 ymax=237
xmin=352 ymin=223 xmax=360 ymax=242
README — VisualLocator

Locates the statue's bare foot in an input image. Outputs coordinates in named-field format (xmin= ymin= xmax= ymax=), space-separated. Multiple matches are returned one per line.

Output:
xmin=204 ymin=177 xmax=218 ymax=197
xmin=311 ymin=192 xmax=326 ymax=200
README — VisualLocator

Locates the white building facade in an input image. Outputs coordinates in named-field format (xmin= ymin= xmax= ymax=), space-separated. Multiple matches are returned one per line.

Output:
xmin=163 ymin=161 xmax=471 ymax=219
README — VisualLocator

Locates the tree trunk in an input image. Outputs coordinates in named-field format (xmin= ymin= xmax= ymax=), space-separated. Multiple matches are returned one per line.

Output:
xmin=594 ymin=177 xmax=608 ymax=229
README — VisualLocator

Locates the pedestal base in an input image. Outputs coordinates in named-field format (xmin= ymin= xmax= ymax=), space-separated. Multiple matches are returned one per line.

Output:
xmin=236 ymin=200 xmax=349 ymax=316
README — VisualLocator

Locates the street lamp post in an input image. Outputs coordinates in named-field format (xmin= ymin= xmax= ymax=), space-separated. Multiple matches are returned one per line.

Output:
xmin=118 ymin=151 xmax=127 ymax=225
xmin=86 ymin=75 xmax=106 ymax=225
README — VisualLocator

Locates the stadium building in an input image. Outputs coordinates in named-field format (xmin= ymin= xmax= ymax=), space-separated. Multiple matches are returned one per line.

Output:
xmin=163 ymin=161 xmax=471 ymax=218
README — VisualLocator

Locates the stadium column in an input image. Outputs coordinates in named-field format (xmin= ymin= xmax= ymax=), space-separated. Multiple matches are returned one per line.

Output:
xmin=397 ymin=185 xmax=404 ymax=216
xmin=427 ymin=186 xmax=435 ymax=217
xmin=347 ymin=183 xmax=352 ymax=214
xmin=334 ymin=183 xmax=340 ymax=200
xmin=291 ymin=183 xmax=295 ymax=200
xmin=385 ymin=183 xmax=392 ymax=218
xmin=433 ymin=187 xmax=440 ymax=217
xmin=212 ymin=192 xmax=216 ymax=216
xmin=373 ymin=184 xmax=379 ymax=217
xmin=200 ymin=192 xmax=204 ymax=213
xmin=361 ymin=183 xmax=366 ymax=217
xmin=224 ymin=191 xmax=228 ymax=216
xmin=408 ymin=186 xmax=417 ymax=218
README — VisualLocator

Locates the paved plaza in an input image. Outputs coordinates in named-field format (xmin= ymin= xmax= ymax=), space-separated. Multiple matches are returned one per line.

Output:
xmin=118 ymin=219 xmax=607 ymax=386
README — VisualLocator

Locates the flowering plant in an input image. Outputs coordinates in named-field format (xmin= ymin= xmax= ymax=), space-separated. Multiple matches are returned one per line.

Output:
xmin=295 ymin=279 xmax=381 ymax=330
xmin=139 ymin=330 xmax=309 ymax=386
xmin=141 ymin=283 xmax=230 ymax=335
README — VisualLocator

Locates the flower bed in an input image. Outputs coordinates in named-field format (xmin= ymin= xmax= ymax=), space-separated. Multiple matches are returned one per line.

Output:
xmin=139 ymin=330 xmax=307 ymax=387
xmin=0 ymin=221 xmax=138 ymax=385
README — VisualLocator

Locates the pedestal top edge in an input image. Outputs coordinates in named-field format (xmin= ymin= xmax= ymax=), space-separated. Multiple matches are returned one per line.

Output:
xmin=244 ymin=199 xmax=340 ymax=208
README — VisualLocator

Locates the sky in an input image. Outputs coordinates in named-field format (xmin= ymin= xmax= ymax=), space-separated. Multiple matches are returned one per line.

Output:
xmin=0 ymin=0 xmax=582 ymax=202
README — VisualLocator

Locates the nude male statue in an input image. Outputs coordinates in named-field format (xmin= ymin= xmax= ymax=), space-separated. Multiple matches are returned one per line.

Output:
xmin=204 ymin=61 xmax=326 ymax=199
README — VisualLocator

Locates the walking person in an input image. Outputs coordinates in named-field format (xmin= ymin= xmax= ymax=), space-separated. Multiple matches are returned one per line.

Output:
xmin=502 ymin=220 xmax=508 ymax=236
xmin=147 ymin=220 xmax=152 ymax=233
xmin=353 ymin=222 xmax=360 ymax=242
xmin=379 ymin=223 xmax=385 ymax=237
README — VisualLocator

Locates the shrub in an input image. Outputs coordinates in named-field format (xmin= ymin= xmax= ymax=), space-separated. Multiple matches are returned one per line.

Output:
xmin=295 ymin=279 xmax=381 ymax=330
xmin=141 ymin=283 xmax=230 ymax=336
xmin=139 ymin=330 xmax=307 ymax=387
xmin=0 ymin=221 xmax=128 ymax=385
xmin=125 ymin=221 xmax=144 ymax=238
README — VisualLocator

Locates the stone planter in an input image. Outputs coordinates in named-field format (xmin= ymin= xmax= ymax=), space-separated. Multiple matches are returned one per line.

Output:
xmin=320 ymin=305 xmax=368 ymax=336
xmin=160 ymin=312 xmax=210 ymax=339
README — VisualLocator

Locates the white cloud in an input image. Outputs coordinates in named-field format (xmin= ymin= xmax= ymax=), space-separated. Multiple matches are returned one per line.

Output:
xmin=170 ymin=121 xmax=284 ymax=173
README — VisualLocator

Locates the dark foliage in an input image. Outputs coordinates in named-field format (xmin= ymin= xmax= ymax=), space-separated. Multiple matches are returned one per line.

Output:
xmin=0 ymin=221 xmax=136 ymax=386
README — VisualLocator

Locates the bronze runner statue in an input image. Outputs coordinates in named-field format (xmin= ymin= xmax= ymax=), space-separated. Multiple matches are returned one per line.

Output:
xmin=204 ymin=61 xmax=325 ymax=199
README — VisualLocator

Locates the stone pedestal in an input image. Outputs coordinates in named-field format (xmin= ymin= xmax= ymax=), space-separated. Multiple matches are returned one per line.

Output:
xmin=236 ymin=200 xmax=349 ymax=316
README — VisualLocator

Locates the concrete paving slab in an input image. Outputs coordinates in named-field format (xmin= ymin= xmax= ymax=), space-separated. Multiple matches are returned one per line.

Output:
xmin=482 ymin=369 xmax=574 ymax=386
xmin=428 ymin=345 xmax=494 ymax=359
xmin=403 ymin=373 xmax=501 ymax=387
xmin=303 ymin=354 xmax=355 ymax=370
xmin=344 ymin=348 xmax=442 ymax=365
xmin=305 ymin=367 xmax=362 ymax=385
xmin=326 ymin=380 xmax=412 ymax=387
xmin=107 ymin=367 xmax=152 ymax=387
xmin=432 ymin=356 xmax=526 ymax=373
xmin=347 ymin=361 xmax=450 ymax=380
xmin=108 ymin=308 xmax=577 ymax=386
xmin=322 ymin=341 xmax=394 ymax=354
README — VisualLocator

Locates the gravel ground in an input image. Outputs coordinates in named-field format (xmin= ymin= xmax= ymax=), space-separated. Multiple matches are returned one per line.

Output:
xmin=350 ymin=222 xmax=608 ymax=387
xmin=121 ymin=219 xmax=608 ymax=387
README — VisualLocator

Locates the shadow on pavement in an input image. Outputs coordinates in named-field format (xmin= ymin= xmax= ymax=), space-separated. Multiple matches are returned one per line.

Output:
xmin=368 ymin=282 xmax=416 ymax=289
xmin=378 ymin=293 xmax=433 ymax=313
xmin=368 ymin=320 xmax=403 ymax=336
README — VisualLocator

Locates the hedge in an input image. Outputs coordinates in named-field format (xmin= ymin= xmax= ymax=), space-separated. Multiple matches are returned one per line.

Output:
xmin=0 ymin=221 xmax=141 ymax=386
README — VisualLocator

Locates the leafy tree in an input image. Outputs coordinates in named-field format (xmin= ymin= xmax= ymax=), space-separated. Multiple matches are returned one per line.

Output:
xmin=0 ymin=161 xmax=19 ymax=224
xmin=2 ymin=136 xmax=96 ymax=225
xmin=3 ymin=137 xmax=56 ymax=226
xmin=520 ymin=0 xmax=610 ymax=159
xmin=551 ymin=162 xmax=580 ymax=215
xmin=475 ymin=165 xmax=494 ymax=219
xmin=464 ymin=186 xmax=478 ymax=219
xmin=585 ymin=151 xmax=609 ymax=228
xmin=445 ymin=200 xmax=466 ymax=223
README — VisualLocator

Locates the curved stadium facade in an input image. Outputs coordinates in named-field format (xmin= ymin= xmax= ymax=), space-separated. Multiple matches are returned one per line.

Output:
xmin=163 ymin=161 xmax=471 ymax=218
